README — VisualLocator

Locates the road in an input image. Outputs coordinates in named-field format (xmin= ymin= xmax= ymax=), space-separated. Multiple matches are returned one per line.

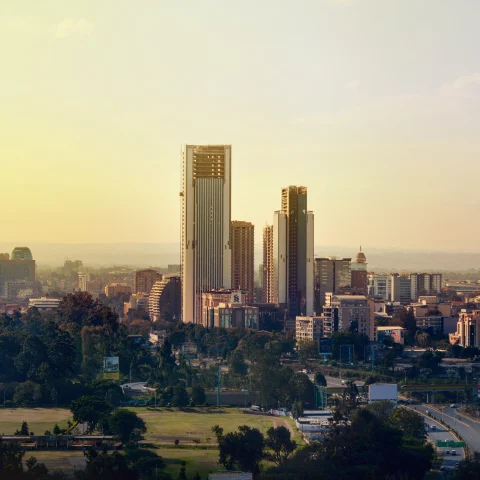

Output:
xmin=121 ymin=382 xmax=146 ymax=392
xmin=416 ymin=404 xmax=480 ymax=453
xmin=324 ymin=375 xmax=364 ymax=388
xmin=419 ymin=412 xmax=464 ymax=472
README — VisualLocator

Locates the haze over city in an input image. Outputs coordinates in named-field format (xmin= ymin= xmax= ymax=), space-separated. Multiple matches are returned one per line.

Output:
xmin=3 ymin=0 xmax=480 ymax=253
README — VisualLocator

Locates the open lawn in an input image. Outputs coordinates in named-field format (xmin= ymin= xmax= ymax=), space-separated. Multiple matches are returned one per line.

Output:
xmin=0 ymin=408 xmax=72 ymax=435
xmin=136 ymin=407 xmax=300 ymax=446
xmin=155 ymin=447 xmax=219 ymax=478
xmin=29 ymin=451 xmax=85 ymax=478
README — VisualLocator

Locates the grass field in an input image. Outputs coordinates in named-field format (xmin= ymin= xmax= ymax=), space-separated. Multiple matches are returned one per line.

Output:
xmin=0 ymin=408 xmax=72 ymax=435
xmin=0 ymin=406 xmax=301 ymax=478
xmin=137 ymin=407 xmax=292 ymax=445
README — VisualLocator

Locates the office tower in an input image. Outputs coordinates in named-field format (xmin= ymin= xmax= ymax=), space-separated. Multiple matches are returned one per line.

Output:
xmin=148 ymin=276 xmax=182 ymax=323
xmin=78 ymin=272 xmax=90 ymax=292
xmin=262 ymin=226 xmax=274 ymax=303
xmin=314 ymin=257 xmax=351 ymax=313
xmin=0 ymin=247 xmax=36 ymax=298
xmin=64 ymin=260 xmax=83 ymax=277
xmin=231 ymin=221 xmax=255 ymax=303
xmin=134 ymin=269 xmax=163 ymax=295
xmin=263 ymin=187 xmax=314 ymax=317
xmin=367 ymin=273 xmax=392 ymax=300
xmin=390 ymin=274 xmax=411 ymax=304
xmin=181 ymin=144 xmax=232 ymax=323
xmin=351 ymin=247 xmax=368 ymax=294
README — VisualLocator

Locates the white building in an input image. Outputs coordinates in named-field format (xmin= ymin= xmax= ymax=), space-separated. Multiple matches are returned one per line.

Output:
xmin=367 ymin=274 xmax=392 ymax=300
xmin=181 ymin=145 xmax=232 ymax=324
xmin=29 ymin=297 xmax=61 ymax=311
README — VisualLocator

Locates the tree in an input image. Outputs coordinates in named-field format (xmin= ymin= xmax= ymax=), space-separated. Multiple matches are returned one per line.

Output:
xmin=229 ymin=351 xmax=248 ymax=376
xmin=53 ymin=424 xmax=61 ymax=435
xmin=454 ymin=452 xmax=480 ymax=479
xmin=75 ymin=449 xmax=138 ymax=480
xmin=190 ymin=385 xmax=206 ymax=406
xmin=314 ymin=371 xmax=327 ymax=387
xmin=178 ymin=461 xmax=187 ymax=480
xmin=108 ymin=409 xmax=147 ymax=443
xmin=15 ymin=421 xmax=30 ymax=436
xmin=212 ymin=425 xmax=264 ymax=474
xmin=390 ymin=408 xmax=426 ymax=441
xmin=291 ymin=400 xmax=303 ymax=420
xmin=172 ymin=385 xmax=189 ymax=408
xmin=264 ymin=425 xmax=297 ymax=467
xmin=71 ymin=396 xmax=113 ymax=432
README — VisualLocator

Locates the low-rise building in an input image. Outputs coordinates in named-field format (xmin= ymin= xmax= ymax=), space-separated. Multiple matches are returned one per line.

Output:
xmin=28 ymin=297 xmax=61 ymax=311
xmin=104 ymin=283 xmax=132 ymax=298
xmin=374 ymin=326 xmax=405 ymax=345
xmin=295 ymin=316 xmax=323 ymax=343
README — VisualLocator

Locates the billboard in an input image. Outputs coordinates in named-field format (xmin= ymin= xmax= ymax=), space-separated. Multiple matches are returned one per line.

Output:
xmin=231 ymin=290 xmax=242 ymax=305
xmin=103 ymin=356 xmax=119 ymax=380
xmin=319 ymin=338 xmax=332 ymax=355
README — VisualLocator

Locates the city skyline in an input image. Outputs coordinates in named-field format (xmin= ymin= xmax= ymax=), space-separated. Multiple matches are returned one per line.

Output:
xmin=2 ymin=1 xmax=480 ymax=251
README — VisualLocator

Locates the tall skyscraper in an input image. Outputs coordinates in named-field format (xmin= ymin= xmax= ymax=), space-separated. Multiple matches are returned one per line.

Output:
xmin=181 ymin=144 xmax=232 ymax=323
xmin=231 ymin=221 xmax=255 ymax=303
xmin=314 ymin=257 xmax=351 ymax=313
xmin=262 ymin=225 xmax=274 ymax=303
xmin=0 ymin=247 xmax=36 ymax=298
xmin=263 ymin=186 xmax=314 ymax=317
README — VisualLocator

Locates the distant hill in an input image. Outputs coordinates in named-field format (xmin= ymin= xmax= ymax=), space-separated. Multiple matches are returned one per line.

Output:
xmin=0 ymin=242 xmax=478 ymax=272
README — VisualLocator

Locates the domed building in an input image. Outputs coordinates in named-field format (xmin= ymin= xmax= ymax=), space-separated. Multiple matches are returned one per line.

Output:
xmin=351 ymin=246 xmax=368 ymax=294
xmin=11 ymin=247 xmax=33 ymax=261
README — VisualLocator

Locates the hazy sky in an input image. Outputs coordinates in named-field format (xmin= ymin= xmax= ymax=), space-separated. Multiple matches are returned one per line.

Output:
xmin=2 ymin=0 xmax=480 ymax=252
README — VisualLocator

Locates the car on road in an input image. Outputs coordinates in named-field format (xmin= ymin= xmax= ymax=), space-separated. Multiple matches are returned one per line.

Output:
xmin=445 ymin=450 xmax=450 ymax=455
xmin=451 ymin=449 xmax=457 ymax=456
xmin=341 ymin=380 xmax=346 ymax=385
xmin=425 ymin=410 xmax=430 ymax=415
xmin=450 ymin=404 xmax=457 ymax=408
xmin=241 ymin=389 xmax=249 ymax=393
xmin=430 ymin=425 xmax=436 ymax=430
xmin=455 ymin=462 xmax=460 ymax=468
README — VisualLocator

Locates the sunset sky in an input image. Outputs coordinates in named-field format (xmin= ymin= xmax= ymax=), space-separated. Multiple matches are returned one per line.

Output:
xmin=2 ymin=0 xmax=480 ymax=251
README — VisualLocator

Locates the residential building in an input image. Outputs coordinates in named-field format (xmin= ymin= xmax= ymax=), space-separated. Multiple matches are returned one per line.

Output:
xmin=350 ymin=247 xmax=368 ymax=295
xmin=134 ymin=269 xmax=163 ymax=295
xmin=415 ymin=315 xmax=443 ymax=333
xmin=148 ymin=276 xmax=181 ymax=323
xmin=390 ymin=275 xmax=411 ymax=304
xmin=29 ymin=297 xmax=61 ymax=311
xmin=262 ymin=226 xmax=274 ymax=303
xmin=0 ymin=247 xmax=36 ymax=298
xmin=314 ymin=257 xmax=351 ymax=313
xmin=263 ymin=187 xmax=314 ymax=317
xmin=295 ymin=316 xmax=323 ymax=343
xmin=450 ymin=310 xmax=480 ymax=347
xmin=204 ymin=303 xmax=259 ymax=329
xmin=231 ymin=221 xmax=255 ymax=303
xmin=181 ymin=144 xmax=232 ymax=323
xmin=104 ymin=283 xmax=132 ymax=298
xmin=325 ymin=294 xmax=375 ymax=340
xmin=410 ymin=273 xmax=443 ymax=300
xmin=64 ymin=260 xmax=83 ymax=276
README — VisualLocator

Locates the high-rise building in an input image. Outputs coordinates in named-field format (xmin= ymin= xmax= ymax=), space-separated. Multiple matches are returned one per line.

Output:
xmin=314 ymin=257 xmax=351 ymax=313
xmin=450 ymin=310 xmax=480 ymax=347
xmin=367 ymin=273 xmax=392 ymax=300
xmin=263 ymin=187 xmax=314 ymax=317
xmin=231 ymin=221 xmax=255 ymax=303
xmin=148 ymin=277 xmax=182 ymax=323
xmin=78 ymin=272 xmax=90 ymax=292
xmin=105 ymin=283 xmax=132 ymax=298
xmin=390 ymin=275 xmax=411 ymax=304
xmin=410 ymin=273 xmax=443 ymax=300
xmin=134 ymin=269 xmax=163 ymax=295
xmin=351 ymin=247 xmax=368 ymax=295
xmin=0 ymin=247 xmax=36 ymax=298
xmin=262 ymin=225 xmax=274 ymax=303
xmin=282 ymin=186 xmax=314 ymax=317
xmin=181 ymin=145 xmax=232 ymax=323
